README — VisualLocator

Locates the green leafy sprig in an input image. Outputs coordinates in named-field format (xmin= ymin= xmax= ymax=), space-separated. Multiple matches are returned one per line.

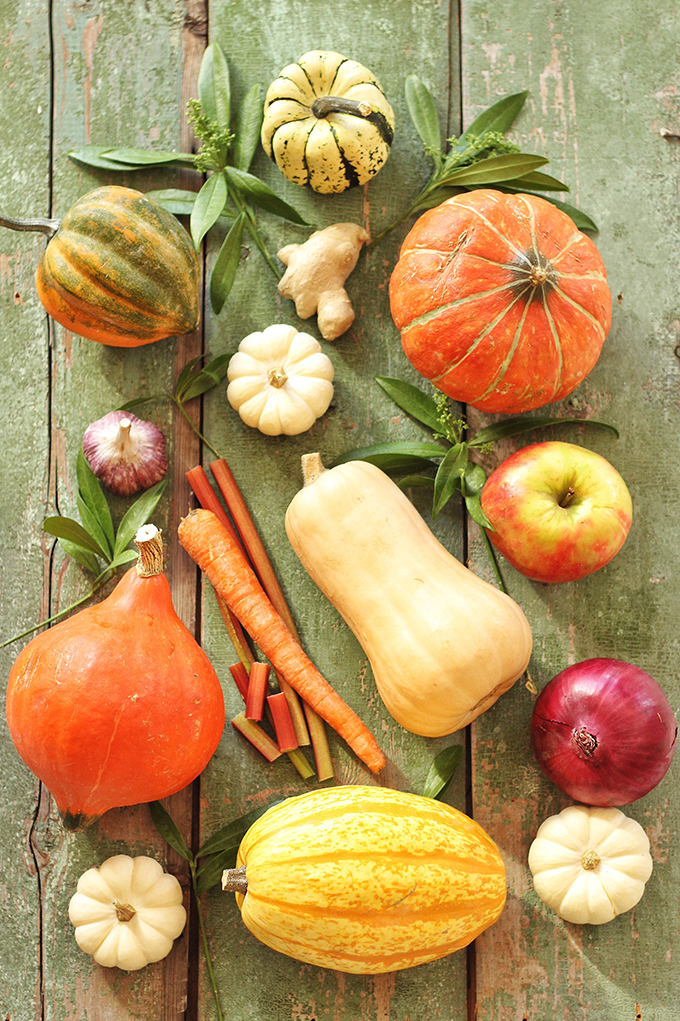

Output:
xmin=370 ymin=80 xmax=597 ymax=246
xmin=69 ymin=44 xmax=309 ymax=315
xmin=422 ymin=745 xmax=464 ymax=800
xmin=121 ymin=353 xmax=231 ymax=461
xmin=149 ymin=798 xmax=283 ymax=1021
xmin=334 ymin=377 xmax=618 ymax=590
xmin=0 ymin=452 xmax=167 ymax=649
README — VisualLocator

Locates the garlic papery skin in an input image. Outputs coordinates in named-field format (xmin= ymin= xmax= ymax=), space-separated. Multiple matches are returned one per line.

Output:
xmin=82 ymin=411 xmax=167 ymax=496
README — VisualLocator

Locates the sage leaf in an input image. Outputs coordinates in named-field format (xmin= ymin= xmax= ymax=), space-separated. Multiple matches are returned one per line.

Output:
xmin=113 ymin=479 xmax=168 ymax=558
xmin=233 ymin=85 xmax=264 ymax=172
xmin=68 ymin=145 xmax=141 ymax=171
xmin=175 ymin=354 xmax=206 ymax=398
xmin=441 ymin=153 xmax=549 ymax=187
xmin=225 ymin=167 xmax=308 ymax=224
xmin=412 ymin=185 xmax=465 ymax=213
xmin=375 ymin=376 xmax=442 ymax=432
xmin=145 ymin=188 xmax=198 ymax=216
xmin=508 ymin=170 xmax=568 ymax=192
xmin=210 ymin=211 xmax=246 ymax=314
xmin=462 ymin=463 xmax=493 ymax=529
xmin=43 ymin=516 xmax=108 ymax=559
xmin=101 ymin=147 xmax=195 ymax=167
xmin=543 ymin=196 xmax=598 ymax=232
xmin=76 ymin=450 xmax=114 ymax=554
xmin=118 ymin=393 xmax=166 ymax=412
xmin=461 ymin=91 xmax=529 ymax=143
xmin=466 ymin=493 xmax=494 ymax=529
xmin=77 ymin=496 xmax=113 ymax=563
xmin=423 ymin=745 xmax=463 ymax=800
xmin=180 ymin=354 xmax=231 ymax=402
xmin=108 ymin=548 xmax=139 ymax=571
xmin=57 ymin=538 xmax=102 ymax=577
xmin=199 ymin=43 xmax=231 ymax=131
xmin=432 ymin=444 xmax=468 ymax=519
xmin=333 ymin=442 xmax=445 ymax=475
xmin=149 ymin=801 xmax=193 ymax=862
xmin=468 ymin=415 xmax=619 ymax=447
xmin=196 ymin=850 xmax=238 ymax=894
xmin=405 ymin=75 xmax=442 ymax=165
xmin=397 ymin=474 xmax=436 ymax=490
xmin=190 ymin=172 xmax=228 ymax=251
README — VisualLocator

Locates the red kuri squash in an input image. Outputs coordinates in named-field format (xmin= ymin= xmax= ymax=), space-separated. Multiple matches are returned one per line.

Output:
xmin=389 ymin=189 xmax=611 ymax=414
xmin=6 ymin=526 xmax=224 ymax=830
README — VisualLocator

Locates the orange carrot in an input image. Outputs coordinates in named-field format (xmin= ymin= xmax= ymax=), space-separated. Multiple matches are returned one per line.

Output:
xmin=210 ymin=458 xmax=320 ymax=756
xmin=178 ymin=508 xmax=386 ymax=775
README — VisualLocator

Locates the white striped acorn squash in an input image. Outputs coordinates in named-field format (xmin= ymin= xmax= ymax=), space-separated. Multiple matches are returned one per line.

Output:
xmin=222 ymin=785 xmax=506 ymax=974
xmin=261 ymin=50 xmax=395 ymax=194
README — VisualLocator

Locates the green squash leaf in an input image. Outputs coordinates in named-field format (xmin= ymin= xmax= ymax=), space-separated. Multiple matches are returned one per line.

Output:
xmin=469 ymin=415 xmax=619 ymax=447
xmin=76 ymin=449 xmax=114 ymax=555
xmin=405 ymin=75 xmax=442 ymax=166
xmin=432 ymin=444 xmax=468 ymax=519
xmin=43 ymin=516 xmax=108 ymax=559
xmin=100 ymin=147 xmax=195 ymax=167
xmin=113 ymin=479 xmax=168 ymax=559
xmin=197 ymin=800 xmax=285 ymax=859
xmin=233 ymin=85 xmax=264 ymax=172
xmin=57 ymin=538 xmax=102 ymax=577
xmin=225 ymin=167 xmax=308 ymax=224
xmin=210 ymin=211 xmax=246 ymax=315
xmin=375 ymin=376 xmax=443 ymax=432
xmin=423 ymin=745 xmax=463 ymax=800
xmin=190 ymin=172 xmax=228 ymax=250
xmin=461 ymin=91 xmax=529 ymax=143
xmin=441 ymin=153 xmax=549 ymax=187
xmin=149 ymin=801 xmax=193 ymax=862
xmin=199 ymin=43 xmax=231 ymax=130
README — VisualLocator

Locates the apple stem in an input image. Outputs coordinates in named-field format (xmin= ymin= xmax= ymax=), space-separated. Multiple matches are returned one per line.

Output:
xmin=559 ymin=486 xmax=576 ymax=508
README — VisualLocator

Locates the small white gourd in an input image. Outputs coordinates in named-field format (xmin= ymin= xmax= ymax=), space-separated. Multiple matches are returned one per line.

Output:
xmin=528 ymin=805 xmax=653 ymax=925
xmin=68 ymin=854 xmax=187 ymax=971
xmin=227 ymin=324 xmax=334 ymax=436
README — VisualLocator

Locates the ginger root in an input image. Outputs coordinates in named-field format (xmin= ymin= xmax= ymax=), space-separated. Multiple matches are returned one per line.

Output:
xmin=277 ymin=222 xmax=370 ymax=341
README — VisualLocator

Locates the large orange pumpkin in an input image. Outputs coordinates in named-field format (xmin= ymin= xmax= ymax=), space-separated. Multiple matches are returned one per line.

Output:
xmin=6 ymin=527 xmax=224 ymax=830
xmin=389 ymin=189 xmax=611 ymax=414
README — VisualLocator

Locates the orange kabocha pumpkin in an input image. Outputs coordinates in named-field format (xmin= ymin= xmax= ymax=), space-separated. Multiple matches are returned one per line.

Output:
xmin=389 ymin=189 xmax=611 ymax=414
xmin=6 ymin=526 xmax=224 ymax=830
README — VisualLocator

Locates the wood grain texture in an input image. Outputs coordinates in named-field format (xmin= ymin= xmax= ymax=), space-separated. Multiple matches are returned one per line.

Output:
xmin=462 ymin=3 xmax=680 ymax=1019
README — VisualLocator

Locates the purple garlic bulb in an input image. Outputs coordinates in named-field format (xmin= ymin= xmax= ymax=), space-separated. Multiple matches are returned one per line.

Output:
xmin=82 ymin=411 xmax=167 ymax=496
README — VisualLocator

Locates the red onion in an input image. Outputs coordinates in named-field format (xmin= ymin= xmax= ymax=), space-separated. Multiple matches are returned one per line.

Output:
xmin=530 ymin=658 xmax=677 ymax=806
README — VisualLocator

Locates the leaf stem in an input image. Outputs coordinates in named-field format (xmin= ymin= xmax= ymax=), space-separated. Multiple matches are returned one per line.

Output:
xmin=0 ymin=570 xmax=113 ymax=649
xmin=174 ymin=398 xmax=223 ymax=460
xmin=190 ymin=861 xmax=224 ymax=1021
xmin=227 ymin=186 xmax=281 ymax=279
xmin=479 ymin=528 xmax=507 ymax=594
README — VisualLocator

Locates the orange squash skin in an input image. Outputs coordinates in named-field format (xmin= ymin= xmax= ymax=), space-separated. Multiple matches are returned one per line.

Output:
xmin=389 ymin=189 xmax=611 ymax=413
xmin=6 ymin=567 xmax=224 ymax=829
xmin=35 ymin=186 xmax=200 ymax=347
xmin=229 ymin=785 xmax=507 ymax=974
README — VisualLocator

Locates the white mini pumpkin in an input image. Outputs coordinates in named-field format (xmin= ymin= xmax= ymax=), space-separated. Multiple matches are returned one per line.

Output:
xmin=68 ymin=854 xmax=187 ymax=971
xmin=528 ymin=805 xmax=653 ymax=925
xmin=227 ymin=324 xmax=334 ymax=436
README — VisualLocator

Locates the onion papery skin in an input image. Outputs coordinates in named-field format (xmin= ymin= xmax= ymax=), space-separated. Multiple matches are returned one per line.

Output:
xmin=530 ymin=658 xmax=677 ymax=807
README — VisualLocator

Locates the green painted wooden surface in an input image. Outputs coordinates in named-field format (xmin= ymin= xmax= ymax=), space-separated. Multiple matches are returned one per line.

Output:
xmin=1 ymin=0 xmax=679 ymax=1019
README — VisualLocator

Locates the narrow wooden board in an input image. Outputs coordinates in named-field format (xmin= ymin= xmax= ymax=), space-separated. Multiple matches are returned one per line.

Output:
xmin=462 ymin=3 xmax=680 ymax=1019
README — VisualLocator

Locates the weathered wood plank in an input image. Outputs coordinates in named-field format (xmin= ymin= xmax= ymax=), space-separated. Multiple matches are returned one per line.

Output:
xmin=193 ymin=2 xmax=470 ymax=1018
xmin=462 ymin=3 xmax=680 ymax=1019
xmin=0 ymin=2 xmax=51 ymax=1017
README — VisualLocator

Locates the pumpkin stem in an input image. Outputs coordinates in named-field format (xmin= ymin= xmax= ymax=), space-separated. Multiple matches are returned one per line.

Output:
xmin=221 ymin=865 xmax=248 ymax=895
xmin=135 ymin=524 xmax=165 ymax=577
xmin=311 ymin=96 xmax=372 ymax=120
xmin=301 ymin=452 xmax=327 ymax=487
xmin=113 ymin=899 xmax=138 ymax=922
xmin=0 ymin=214 xmax=61 ymax=238
xmin=268 ymin=367 xmax=288 ymax=389
xmin=580 ymin=849 xmax=601 ymax=871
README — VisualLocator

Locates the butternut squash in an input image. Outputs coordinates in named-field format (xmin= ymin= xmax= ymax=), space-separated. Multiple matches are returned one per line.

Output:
xmin=284 ymin=455 xmax=532 ymax=737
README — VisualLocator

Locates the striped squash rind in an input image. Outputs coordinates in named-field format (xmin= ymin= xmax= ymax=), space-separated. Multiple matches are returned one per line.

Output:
xmin=261 ymin=51 xmax=395 ymax=194
xmin=389 ymin=189 xmax=612 ymax=413
xmin=229 ymin=785 xmax=506 ymax=974
xmin=36 ymin=186 xmax=200 ymax=347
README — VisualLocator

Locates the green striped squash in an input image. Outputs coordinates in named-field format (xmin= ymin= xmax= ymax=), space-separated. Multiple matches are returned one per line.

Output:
xmin=222 ymin=785 xmax=506 ymax=974
xmin=261 ymin=50 xmax=395 ymax=194
xmin=36 ymin=186 xmax=200 ymax=347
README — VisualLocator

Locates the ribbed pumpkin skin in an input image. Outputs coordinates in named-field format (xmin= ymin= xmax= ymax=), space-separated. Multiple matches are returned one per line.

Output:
xmin=6 ymin=567 xmax=224 ymax=829
xmin=389 ymin=189 xmax=611 ymax=413
xmin=36 ymin=186 xmax=200 ymax=347
xmin=262 ymin=51 xmax=395 ymax=194
xmin=231 ymin=785 xmax=506 ymax=974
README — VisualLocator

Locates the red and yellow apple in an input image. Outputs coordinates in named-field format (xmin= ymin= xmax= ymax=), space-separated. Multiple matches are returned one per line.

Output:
xmin=480 ymin=441 xmax=632 ymax=584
